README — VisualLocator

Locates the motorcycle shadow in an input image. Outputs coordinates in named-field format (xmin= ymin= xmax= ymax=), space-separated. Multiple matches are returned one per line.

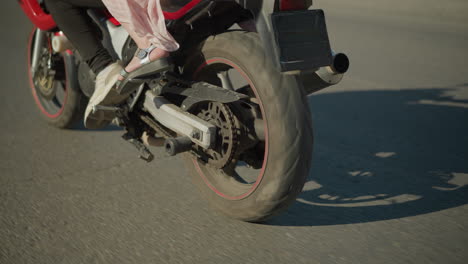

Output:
xmin=268 ymin=84 xmax=468 ymax=226
xmin=72 ymin=123 xmax=123 ymax=132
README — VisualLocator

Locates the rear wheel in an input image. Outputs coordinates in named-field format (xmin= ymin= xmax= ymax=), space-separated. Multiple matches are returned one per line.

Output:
xmin=27 ymin=28 xmax=86 ymax=128
xmin=183 ymin=31 xmax=314 ymax=222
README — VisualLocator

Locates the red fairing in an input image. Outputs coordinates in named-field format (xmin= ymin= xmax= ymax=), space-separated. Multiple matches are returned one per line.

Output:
xmin=19 ymin=0 xmax=209 ymax=29
xmin=163 ymin=0 xmax=202 ymax=20
xmin=103 ymin=10 xmax=121 ymax=26
xmin=108 ymin=17 xmax=121 ymax=26
xmin=19 ymin=0 xmax=56 ymax=31
xmin=104 ymin=0 xmax=203 ymax=25
xmin=280 ymin=0 xmax=307 ymax=11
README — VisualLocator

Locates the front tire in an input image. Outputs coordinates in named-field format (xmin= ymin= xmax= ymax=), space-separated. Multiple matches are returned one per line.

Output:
xmin=27 ymin=28 xmax=86 ymax=128
xmin=183 ymin=31 xmax=314 ymax=222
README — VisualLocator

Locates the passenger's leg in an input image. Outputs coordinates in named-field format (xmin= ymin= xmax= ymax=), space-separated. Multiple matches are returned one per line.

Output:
xmin=102 ymin=0 xmax=178 ymax=80
xmin=118 ymin=23 xmax=170 ymax=81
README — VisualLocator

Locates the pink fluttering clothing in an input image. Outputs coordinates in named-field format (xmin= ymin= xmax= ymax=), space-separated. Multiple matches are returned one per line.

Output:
xmin=102 ymin=0 xmax=180 ymax=52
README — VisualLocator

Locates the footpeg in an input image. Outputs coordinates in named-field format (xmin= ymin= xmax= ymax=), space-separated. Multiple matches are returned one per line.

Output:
xmin=91 ymin=105 xmax=121 ymax=114
xmin=122 ymin=133 xmax=154 ymax=162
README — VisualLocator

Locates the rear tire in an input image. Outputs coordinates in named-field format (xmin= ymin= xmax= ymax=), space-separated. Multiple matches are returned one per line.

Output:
xmin=27 ymin=28 xmax=86 ymax=128
xmin=183 ymin=31 xmax=314 ymax=222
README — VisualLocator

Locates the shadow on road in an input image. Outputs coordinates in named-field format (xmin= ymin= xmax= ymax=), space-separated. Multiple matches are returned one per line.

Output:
xmin=72 ymin=123 xmax=123 ymax=132
xmin=269 ymin=85 xmax=468 ymax=226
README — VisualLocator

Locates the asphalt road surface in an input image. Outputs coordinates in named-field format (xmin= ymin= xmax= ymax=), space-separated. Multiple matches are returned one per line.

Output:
xmin=1 ymin=2 xmax=467 ymax=264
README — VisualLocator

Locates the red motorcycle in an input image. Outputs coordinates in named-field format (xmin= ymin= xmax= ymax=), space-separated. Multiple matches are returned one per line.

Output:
xmin=19 ymin=0 xmax=349 ymax=221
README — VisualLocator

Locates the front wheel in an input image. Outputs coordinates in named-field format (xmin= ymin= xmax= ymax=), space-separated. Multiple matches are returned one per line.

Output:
xmin=183 ymin=31 xmax=314 ymax=222
xmin=27 ymin=28 xmax=86 ymax=128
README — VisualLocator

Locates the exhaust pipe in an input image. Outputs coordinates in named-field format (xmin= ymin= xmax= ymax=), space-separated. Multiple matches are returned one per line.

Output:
xmin=300 ymin=52 xmax=350 ymax=95
xmin=330 ymin=53 xmax=350 ymax=74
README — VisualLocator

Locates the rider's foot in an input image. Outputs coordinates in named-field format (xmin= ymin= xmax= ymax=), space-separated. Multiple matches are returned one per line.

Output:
xmin=84 ymin=61 xmax=125 ymax=129
xmin=84 ymin=46 xmax=171 ymax=129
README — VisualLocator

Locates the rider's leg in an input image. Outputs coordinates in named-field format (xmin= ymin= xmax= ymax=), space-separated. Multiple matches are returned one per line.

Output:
xmin=44 ymin=0 xmax=113 ymax=74
xmin=83 ymin=20 xmax=173 ymax=129
xmin=77 ymin=0 xmax=179 ymax=129
xmin=45 ymin=0 xmax=123 ymax=129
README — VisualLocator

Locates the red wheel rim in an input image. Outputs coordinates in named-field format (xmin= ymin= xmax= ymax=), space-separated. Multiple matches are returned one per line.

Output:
xmin=27 ymin=28 xmax=68 ymax=119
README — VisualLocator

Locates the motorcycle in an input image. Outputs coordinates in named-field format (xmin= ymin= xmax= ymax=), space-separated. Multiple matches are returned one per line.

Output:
xmin=19 ymin=0 xmax=349 ymax=222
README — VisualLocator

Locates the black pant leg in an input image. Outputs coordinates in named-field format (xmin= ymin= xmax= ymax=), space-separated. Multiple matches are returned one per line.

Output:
xmin=44 ymin=0 xmax=113 ymax=74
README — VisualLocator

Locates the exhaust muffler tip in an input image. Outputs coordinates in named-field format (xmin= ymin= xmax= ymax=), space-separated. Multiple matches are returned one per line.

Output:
xmin=331 ymin=53 xmax=350 ymax=74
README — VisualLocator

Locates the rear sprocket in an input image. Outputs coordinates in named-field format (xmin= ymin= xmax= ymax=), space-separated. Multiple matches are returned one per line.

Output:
xmin=192 ymin=102 xmax=240 ymax=169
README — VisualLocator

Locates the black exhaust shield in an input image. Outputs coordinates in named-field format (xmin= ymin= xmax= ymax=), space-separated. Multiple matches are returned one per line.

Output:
xmin=240 ymin=1 xmax=333 ymax=73
xmin=271 ymin=9 xmax=333 ymax=72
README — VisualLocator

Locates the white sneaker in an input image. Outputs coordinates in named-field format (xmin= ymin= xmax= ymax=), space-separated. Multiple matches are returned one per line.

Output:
xmin=84 ymin=62 xmax=126 ymax=129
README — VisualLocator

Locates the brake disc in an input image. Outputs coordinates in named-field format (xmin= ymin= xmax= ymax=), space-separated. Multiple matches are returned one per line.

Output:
xmin=36 ymin=73 xmax=55 ymax=99
xmin=34 ymin=50 xmax=56 ymax=100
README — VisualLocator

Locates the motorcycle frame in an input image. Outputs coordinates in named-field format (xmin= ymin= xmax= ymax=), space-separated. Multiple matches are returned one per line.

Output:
xmin=21 ymin=0 xmax=347 ymax=78
xmin=18 ymin=0 xmax=56 ymax=31
xmin=22 ymin=0 xmax=348 ymax=152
